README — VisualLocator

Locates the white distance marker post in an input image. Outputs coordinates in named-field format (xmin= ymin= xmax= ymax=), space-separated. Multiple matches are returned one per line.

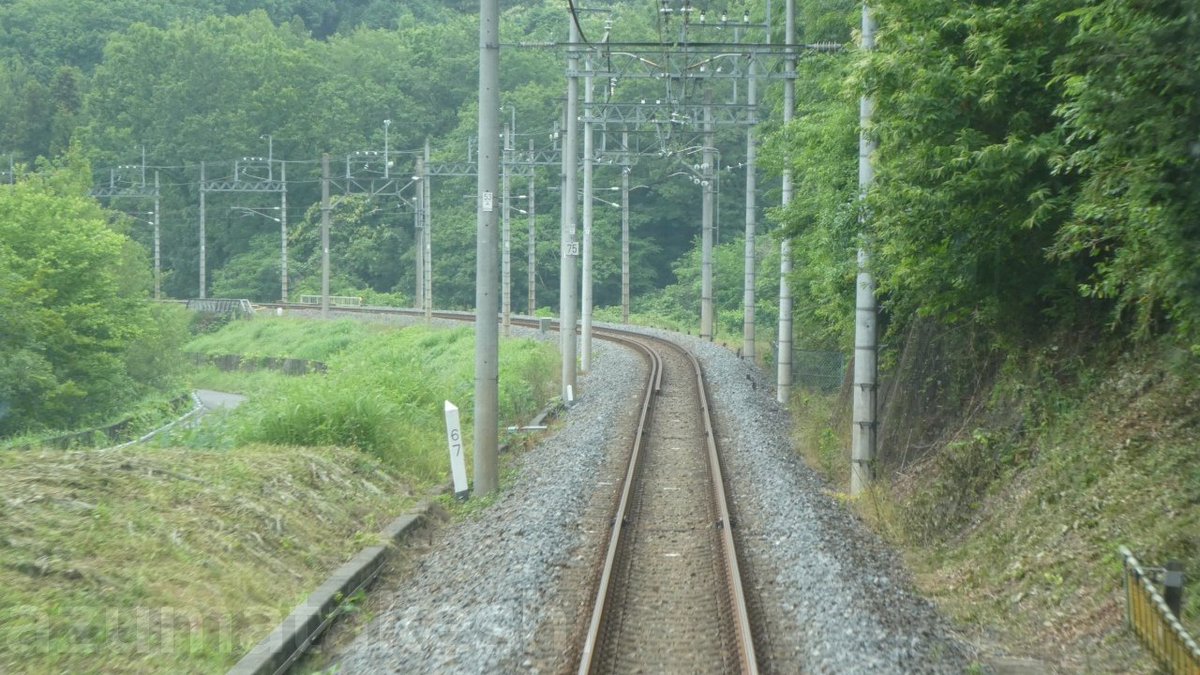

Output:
xmin=444 ymin=400 xmax=469 ymax=499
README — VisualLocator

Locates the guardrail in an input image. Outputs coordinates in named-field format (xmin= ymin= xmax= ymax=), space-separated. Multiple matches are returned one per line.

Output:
xmin=298 ymin=294 xmax=363 ymax=307
xmin=1120 ymin=545 xmax=1200 ymax=674
xmin=185 ymin=298 xmax=255 ymax=316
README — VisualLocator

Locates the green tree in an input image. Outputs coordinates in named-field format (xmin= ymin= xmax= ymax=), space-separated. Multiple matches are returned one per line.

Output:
xmin=0 ymin=157 xmax=177 ymax=436
xmin=866 ymin=0 xmax=1085 ymax=342
xmin=1052 ymin=0 xmax=1200 ymax=345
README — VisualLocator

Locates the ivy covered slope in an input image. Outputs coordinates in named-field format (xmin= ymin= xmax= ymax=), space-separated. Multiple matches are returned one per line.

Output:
xmin=780 ymin=0 xmax=1200 ymax=670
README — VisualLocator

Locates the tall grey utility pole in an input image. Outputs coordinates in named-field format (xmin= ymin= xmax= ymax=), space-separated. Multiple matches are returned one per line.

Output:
xmin=280 ymin=161 xmax=288 ymax=303
xmin=199 ymin=162 xmax=207 ymax=298
xmin=474 ymin=0 xmax=501 ymax=496
xmin=851 ymin=1 xmax=879 ymax=495
xmin=777 ymin=0 xmax=796 ymax=405
xmin=424 ymin=138 xmax=433 ymax=321
xmin=621 ymin=131 xmax=631 ymax=324
xmin=527 ymin=139 xmax=537 ymax=314
xmin=153 ymin=171 xmax=161 ymax=299
xmin=414 ymin=154 xmax=425 ymax=308
xmin=581 ymin=53 xmax=596 ymax=370
xmin=502 ymin=122 xmax=512 ymax=335
xmin=742 ymin=58 xmax=757 ymax=358
xmin=560 ymin=24 xmax=581 ymax=401
xmin=700 ymin=96 xmax=715 ymax=341
xmin=321 ymin=154 xmax=331 ymax=317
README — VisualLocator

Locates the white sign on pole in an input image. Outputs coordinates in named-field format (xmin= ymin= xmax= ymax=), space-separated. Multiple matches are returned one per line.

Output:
xmin=444 ymin=400 xmax=469 ymax=499
xmin=482 ymin=191 xmax=494 ymax=212
xmin=565 ymin=241 xmax=580 ymax=256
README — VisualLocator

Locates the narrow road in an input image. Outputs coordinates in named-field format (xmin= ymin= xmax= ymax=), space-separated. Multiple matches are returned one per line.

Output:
xmin=195 ymin=389 xmax=247 ymax=411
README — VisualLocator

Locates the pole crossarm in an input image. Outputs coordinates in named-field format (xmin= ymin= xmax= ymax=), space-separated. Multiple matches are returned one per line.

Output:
xmin=89 ymin=185 xmax=158 ymax=198
xmin=339 ymin=176 xmax=416 ymax=199
xmin=583 ymin=101 xmax=758 ymax=127
xmin=202 ymin=179 xmax=284 ymax=192
xmin=427 ymin=162 xmax=479 ymax=177
xmin=571 ymin=42 xmax=841 ymax=83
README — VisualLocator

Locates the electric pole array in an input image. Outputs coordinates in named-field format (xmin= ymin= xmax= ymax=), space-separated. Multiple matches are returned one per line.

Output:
xmin=200 ymin=154 xmax=287 ymax=301
xmin=90 ymin=155 xmax=161 ymax=299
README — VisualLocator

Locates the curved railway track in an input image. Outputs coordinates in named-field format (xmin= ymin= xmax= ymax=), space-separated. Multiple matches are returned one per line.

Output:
xmin=262 ymin=304 xmax=760 ymax=672
xmin=579 ymin=329 xmax=757 ymax=675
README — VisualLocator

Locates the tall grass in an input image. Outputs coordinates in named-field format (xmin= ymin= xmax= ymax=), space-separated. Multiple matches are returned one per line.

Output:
xmin=231 ymin=326 xmax=558 ymax=480
xmin=185 ymin=318 xmax=368 ymax=361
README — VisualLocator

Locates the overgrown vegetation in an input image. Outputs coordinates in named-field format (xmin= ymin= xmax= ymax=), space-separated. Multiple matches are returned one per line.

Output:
xmin=182 ymin=316 xmax=558 ymax=476
xmin=229 ymin=324 xmax=557 ymax=478
xmin=0 ymin=158 xmax=191 ymax=438
xmin=184 ymin=317 xmax=369 ymax=361
xmin=797 ymin=328 xmax=1200 ymax=670
xmin=0 ymin=445 xmax=416 ymax=673
xmin=0 ymin=314 xmax=559 ymax=672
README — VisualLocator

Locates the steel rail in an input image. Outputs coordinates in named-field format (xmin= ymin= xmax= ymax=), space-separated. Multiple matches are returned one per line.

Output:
xmin=262 ymin=304 xmax=757 ymax=671
xmin=575 ymin=331 xmax=661 ymax=673
xmin=687 ymin=345 xmax=757 ymax=673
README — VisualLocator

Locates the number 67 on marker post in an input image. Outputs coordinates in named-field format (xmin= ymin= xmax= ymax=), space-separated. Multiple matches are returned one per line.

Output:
xmin=444 ymin=401 xmax=469 ymax=500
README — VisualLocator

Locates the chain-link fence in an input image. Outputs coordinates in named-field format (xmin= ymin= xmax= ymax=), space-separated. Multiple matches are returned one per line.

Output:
xmin=791 ymin=349 xmax=846 ymax=393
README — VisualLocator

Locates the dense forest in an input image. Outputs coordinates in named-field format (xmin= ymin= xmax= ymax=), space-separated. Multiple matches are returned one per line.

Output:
xmin=2 ymin=0 xmax=1197 ymax=666
xmin=0 ymin=0 xmax=1194 ymax=436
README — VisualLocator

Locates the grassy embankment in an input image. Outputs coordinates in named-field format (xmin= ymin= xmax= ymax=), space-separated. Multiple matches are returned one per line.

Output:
xmin=794 ymin=332 xmax=1199 ymax=672
xmin=0 ymin=316 xmax=559 ymax=673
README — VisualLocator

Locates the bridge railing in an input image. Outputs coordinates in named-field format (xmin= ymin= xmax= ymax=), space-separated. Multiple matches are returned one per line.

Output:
xmin=1120 ymin=545 xmax=1199 ymax=673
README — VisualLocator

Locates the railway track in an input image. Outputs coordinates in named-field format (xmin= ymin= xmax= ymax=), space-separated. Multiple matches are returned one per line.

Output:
xmin=260 ymin=304 xmax=760 ymax=672
xmin=579 ymin=330 xmax=757 ymax=674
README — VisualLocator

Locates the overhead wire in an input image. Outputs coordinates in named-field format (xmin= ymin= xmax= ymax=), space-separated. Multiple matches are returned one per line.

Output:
xmin=566 ymin=0 xmax=591 ymax=45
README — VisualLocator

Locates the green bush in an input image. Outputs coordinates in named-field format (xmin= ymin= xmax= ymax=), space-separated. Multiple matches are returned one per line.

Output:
xmin=230 ymin=326 xmax=557 ymax=479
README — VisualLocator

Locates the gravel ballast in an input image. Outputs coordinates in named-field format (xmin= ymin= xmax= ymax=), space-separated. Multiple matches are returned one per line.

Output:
xmin=332 ymin=321 xmax=972 ymax=673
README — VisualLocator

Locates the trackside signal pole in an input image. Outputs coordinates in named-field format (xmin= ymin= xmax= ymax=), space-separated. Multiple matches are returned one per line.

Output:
xmin=474 ymin=0 xmax=501 ymax=496
xmin=851 ymin=2 xmax=879 ymax=495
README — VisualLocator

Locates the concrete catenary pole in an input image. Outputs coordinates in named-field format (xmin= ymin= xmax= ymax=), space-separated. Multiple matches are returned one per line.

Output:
xmin=280 ymin=161 xmax=288 ymax=303
xmin=199 ymin=161 xmax=207 ymax=299
xmin=851 ymin=1 xmax=879 ymax=496
xmin=474 ymin=0 xmax=501 ymax=496
xmin=621 ymin=132 xmax=630 ymax=324
xmin=424 ymin=139 xmax=433 ymax=321
xmin=700 ymin=97 xmax=715 ymax=341
xmin=502 ymin=123 xmax=512 ymax=336
xmin=415 ymin=155 xmax=425 ymax=308
xmin=321 ymin=153 xmax=331 ymax=318
xmin=776 ymin=0 xmax=796 ymax=405
xmin=742 ymin=57 xmax=757 ymax=358
xmin=560 ymin=21 xmax=580 ymax=401
xmin=153 ymin=171 xmax=161 ymax=300
xmin=528 ymin=139 xmax=537 ymax=314
xmin=581 ymin=52 xmax=595 ymax=371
